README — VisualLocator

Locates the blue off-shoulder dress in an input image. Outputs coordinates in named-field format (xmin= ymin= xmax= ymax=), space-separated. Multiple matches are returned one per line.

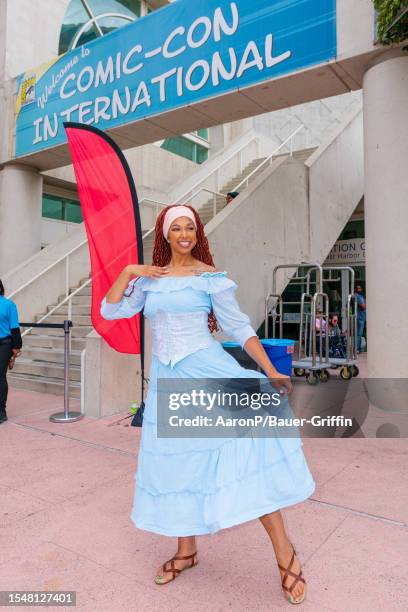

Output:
xmin=101 ymin=271 xmax=315 ymax=537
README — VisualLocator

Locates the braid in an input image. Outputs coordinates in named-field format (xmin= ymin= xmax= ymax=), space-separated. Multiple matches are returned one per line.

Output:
xmin=152 ymin=205 xmax=219 ymax=333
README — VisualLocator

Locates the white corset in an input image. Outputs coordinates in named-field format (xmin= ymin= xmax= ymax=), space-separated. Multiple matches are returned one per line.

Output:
xmin=149 ymin=310 xmax=212 ymax=367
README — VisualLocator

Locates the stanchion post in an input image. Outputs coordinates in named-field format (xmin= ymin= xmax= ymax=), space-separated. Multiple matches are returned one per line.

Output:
xmin=64 ymin=318 xmax=70 ymax=418
xmin=50 ymin=320 xmax=84 ymax=423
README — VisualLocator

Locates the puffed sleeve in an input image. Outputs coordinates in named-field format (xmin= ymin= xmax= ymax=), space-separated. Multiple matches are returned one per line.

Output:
xmin=100 ymin=278 xmax=145 ymax=320
xmin=211 ymin=287 xmax=257 ymax=348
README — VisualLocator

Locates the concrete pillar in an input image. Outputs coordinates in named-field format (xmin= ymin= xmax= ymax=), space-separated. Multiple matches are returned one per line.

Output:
xmin=363 ymin=51 xmax=408 ymax=377
xmin=0 ymin=163 xmax=43 ymax=275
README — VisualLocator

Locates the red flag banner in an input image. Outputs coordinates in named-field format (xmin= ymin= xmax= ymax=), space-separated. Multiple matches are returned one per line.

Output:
xmin=64 ymin=122 xmax=144 ymax=355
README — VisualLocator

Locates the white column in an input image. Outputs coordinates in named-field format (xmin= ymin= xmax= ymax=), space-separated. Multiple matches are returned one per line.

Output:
xmin=363 ymin=51 xmax=408 ymax=377
xmin=0 ymin=163 xmax=43 ymax=275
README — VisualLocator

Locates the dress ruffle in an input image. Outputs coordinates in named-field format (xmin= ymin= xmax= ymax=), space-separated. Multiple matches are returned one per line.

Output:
xmin=137 ymin=419 xmax=305 ymax=496
xmin=135 ymin=271 xmax=237 ymax=295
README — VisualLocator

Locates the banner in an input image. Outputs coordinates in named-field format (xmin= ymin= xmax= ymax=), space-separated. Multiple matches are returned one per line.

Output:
xmin=15 ymin=0 xmax=336 ymax=157
xmin=64 ymin=123 xmax=144 ymax=358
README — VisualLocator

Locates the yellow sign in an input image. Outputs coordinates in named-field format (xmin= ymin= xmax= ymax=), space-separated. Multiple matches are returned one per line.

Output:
xmin=20 ymin=75 xmax=36 ymax=106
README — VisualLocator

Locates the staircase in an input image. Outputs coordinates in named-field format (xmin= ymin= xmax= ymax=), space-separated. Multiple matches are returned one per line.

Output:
xmin=143 ymin=148 xmax=316 ymax=262
xmin=8 ymin=279 xmax=92 ymax=398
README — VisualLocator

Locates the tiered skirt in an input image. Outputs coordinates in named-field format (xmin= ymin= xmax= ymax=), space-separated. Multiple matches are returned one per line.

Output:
xmin=131 ymin=341 xmax=315 ymax=536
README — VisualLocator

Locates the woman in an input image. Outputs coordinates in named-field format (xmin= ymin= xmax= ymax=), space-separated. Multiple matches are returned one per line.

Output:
xmin=0 ymin=280 xmax=22 ymax=424
xmin=101 ymin=205 xmax=315 ymax=604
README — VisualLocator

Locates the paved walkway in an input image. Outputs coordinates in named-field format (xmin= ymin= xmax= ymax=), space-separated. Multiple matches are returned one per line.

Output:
xmin=1 ymin=355 xmax=407 ymax=611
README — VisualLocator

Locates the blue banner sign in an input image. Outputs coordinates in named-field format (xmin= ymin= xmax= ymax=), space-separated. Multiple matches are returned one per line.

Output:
xmin=15 ymin=0 xmax=336 ymax=157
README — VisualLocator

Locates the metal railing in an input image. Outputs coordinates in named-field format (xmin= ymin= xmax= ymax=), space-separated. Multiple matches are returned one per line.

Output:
xmin=231 ymin=124 xmax=305 ymax=192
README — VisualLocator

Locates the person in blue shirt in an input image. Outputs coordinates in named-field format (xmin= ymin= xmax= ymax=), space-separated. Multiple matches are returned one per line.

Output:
xmin=354 ymin=284 xmax=367 ymax=353
xmin=0 ymin=280 xmax=22 ymax=424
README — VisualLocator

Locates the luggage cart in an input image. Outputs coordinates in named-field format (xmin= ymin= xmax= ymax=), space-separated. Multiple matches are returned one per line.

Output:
xmin=265 ymin=263 xmax=331 ymax=385
xmin=306 ymin=265 xmax=359 ymax=379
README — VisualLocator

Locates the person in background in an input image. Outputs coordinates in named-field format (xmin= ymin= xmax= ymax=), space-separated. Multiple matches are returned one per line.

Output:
xmin=354 ymin=284 xmax=367 ymax=353
xmin=0 ymin=280 xmax=22 ymax=424
xmin=328 ymin=314 xmax=347 ymax=360
xmin=328 ymin=314 xmax=342 ymax=338
xmin=315 ymin=309 xmax=327 ymax=356
xmin=226 ymin=191 xmax=239 ymax=204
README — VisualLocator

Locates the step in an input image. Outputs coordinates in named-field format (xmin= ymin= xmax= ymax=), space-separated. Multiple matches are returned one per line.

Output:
xmin=29 ymin=326 xmax=93 ymax=338
xmin=199 ymin=202 xmax=227 ymax=213
xmin=223 ymin=175 xmax=260 ymax=189
xmin=50 ymin=295 xmax=91 ymax=307
xmin=293 ymin=147 xmax=317 ymax=162
xmin=12 ymin=359 xmax=81 ymax=382
xmin=200 ymin=206 xmax=227 ymax=218
xmin=8 ymin=372 xmax=81 ymax=398
xmin=23 ymin=334 xmax=86 ymax=351
xmin=71 ymin=286 xmax=92 ymax=296
xmin=48 ymin=305 xmax=91 ymax=316
xmin=22 ymin=347 xmax=82 ymax=366
xmin=38 ymin=314 xmax=92 ymax=326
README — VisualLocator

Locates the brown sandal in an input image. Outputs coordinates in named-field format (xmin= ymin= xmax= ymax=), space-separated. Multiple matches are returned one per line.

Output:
xmin=278 ymin=546 xmax=306 ymax=604
xmin=154 ymin=551 xmax=198 ymax=585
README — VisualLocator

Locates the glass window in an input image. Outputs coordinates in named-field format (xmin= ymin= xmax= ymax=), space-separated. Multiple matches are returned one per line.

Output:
xmin=59 ymin=0 xmax=91 ymax=55
xmin=196 ymin=145 xmax=209 ymax=164
xmin=86 ymin=0 xmax=141 ymax=17
xmin=42 ymin=194 xmax=83 ymax=224
xmin=197 ymin=128 xmax=209 ymax=140
xmin=161 ymin=136 xmax=209 ymax=164
xmin=75 ymin=22 xmax=101 ymax=49
xmin=42 ymin=195 xmax=64 ymax=221
xmin=339 ymin=220 xmax=365 ymax=241
xmin=59 ymin=0 xmax=141 ymax=55
xmin=65 ymin=201 xmax=84 ymax=223
xmin=96 ymin=15 xmax=134 ymax=36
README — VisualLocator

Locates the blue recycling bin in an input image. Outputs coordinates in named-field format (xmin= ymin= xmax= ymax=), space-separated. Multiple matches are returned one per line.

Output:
xmin=222 ymin=338 xmax=295 ymax=376
xmin=260 ymin=339 xmax=295 ymax=376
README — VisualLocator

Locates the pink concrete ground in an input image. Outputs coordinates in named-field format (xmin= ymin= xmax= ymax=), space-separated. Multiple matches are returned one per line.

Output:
xmin=1 ymin=355 xmax=407 ymax=612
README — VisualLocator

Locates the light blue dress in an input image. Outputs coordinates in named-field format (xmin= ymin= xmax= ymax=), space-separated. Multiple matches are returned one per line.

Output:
xmin=101 ymin=271 xmax=315 ymax=537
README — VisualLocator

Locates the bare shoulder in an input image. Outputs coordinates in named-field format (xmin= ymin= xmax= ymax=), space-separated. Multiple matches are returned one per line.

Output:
xmin=195 ymin=262 xmax=218 ymax=272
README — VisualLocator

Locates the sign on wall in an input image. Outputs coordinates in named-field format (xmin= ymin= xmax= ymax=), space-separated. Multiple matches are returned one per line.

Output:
xmin=15 ymin=0 xmax=336 ymax=158
xmin=325 ymin=239 xmax=366 ymax=265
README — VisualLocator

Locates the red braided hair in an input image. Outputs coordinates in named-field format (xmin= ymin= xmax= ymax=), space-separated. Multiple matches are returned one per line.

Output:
xmin=152 ymin=205 xmax=219 ymax=333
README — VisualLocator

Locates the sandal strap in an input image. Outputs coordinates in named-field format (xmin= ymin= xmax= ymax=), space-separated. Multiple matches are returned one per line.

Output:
xmin=172 ymin=551 xmax=197 ymax=562
xmin=160 ymin=551 xmax=198 ymax=580
xmin=278 ymin=548 xmax=306 ymax=594
xmin=162 ymin=559 xmax=182 ymax=580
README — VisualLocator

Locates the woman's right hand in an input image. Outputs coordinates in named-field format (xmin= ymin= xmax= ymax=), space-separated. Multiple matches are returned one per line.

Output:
xmin=125 ymin=264 xmax=169 ymax=279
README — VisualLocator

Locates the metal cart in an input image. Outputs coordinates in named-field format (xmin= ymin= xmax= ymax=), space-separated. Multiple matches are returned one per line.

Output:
xmin=306 ymin=265 xmax=359 ymax=380
xmin=265 ymin=263 xmax=331 ymax=385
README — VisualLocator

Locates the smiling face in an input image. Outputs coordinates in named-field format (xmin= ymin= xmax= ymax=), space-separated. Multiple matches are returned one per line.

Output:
xmin=167 ymin=216 xmax=197 ymax=255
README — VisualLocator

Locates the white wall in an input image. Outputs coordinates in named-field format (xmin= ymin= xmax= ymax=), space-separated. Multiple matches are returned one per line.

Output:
xmin=0 ymin=165 xmax=43 ymax=274
xmin=254 ymin=92 xmax=362 ymax=150
xmin=41 ymin=218 xmax=79 ymax=246
xmin=5 ymin=0 xmax=69 ymax=78
xmin=307 ymin=109 xmax=364 ymax=262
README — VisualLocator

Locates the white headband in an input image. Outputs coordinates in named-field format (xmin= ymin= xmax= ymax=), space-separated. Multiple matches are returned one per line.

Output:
xmin=163 ymin=206 xmax=197 ymax=241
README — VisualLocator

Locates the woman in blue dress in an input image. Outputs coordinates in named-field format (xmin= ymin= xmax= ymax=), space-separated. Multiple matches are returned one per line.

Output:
xmin=101 ymin=205 xmax=315 ymax=604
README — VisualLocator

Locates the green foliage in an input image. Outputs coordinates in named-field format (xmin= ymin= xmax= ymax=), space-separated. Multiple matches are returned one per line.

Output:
xmin=373 ymin=1 xmax=408 ymax=46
